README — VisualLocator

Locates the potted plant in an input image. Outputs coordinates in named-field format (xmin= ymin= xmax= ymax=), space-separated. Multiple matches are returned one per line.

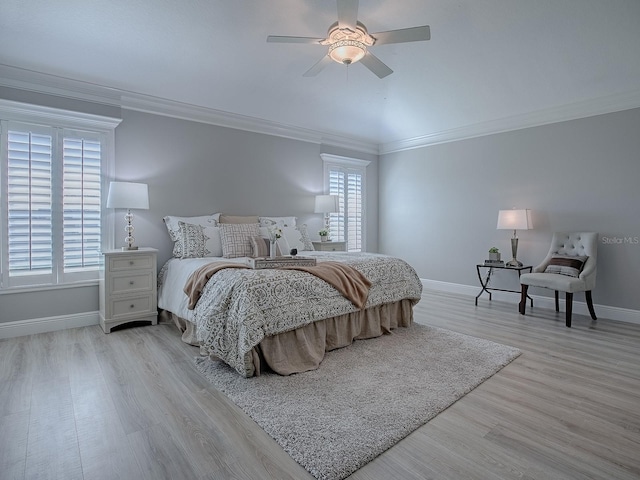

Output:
xmin=488 ymin=247 xmax=501 ymax=262
xmin=318 ymin=229 xmax=329 ymax=242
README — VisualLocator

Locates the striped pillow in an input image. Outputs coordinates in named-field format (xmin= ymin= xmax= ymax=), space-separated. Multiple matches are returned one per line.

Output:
xmin=544 ymin=255 xmax=588 ymax=277
xmin=250 ymin=236 xmax=282 ymax=257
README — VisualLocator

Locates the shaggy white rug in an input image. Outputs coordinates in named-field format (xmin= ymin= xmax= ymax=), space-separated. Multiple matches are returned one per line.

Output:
xmin=194 ymin=323 xmax=521 ymax=480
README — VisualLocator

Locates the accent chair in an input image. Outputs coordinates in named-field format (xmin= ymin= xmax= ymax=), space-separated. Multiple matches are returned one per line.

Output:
xmin=519 ymin=232 xmax=598 ymax=327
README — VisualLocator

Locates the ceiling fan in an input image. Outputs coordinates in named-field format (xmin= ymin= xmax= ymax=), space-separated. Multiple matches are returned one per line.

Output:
xmin=267 ymin=0 xmax=430 ymax=79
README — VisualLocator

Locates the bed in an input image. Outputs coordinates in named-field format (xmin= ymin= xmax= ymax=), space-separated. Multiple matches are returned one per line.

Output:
xmin=157 ymin=214 xmax=423 ymax=377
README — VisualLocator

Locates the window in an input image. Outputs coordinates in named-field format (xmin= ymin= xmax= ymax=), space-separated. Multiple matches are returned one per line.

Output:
xmin=0 ymin=100 xmax=120 ymax=289
xmin=321 ymin=154 xmax=370 ymax=252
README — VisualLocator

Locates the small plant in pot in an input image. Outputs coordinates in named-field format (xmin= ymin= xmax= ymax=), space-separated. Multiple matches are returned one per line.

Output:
xmin=318 ymin=229 xmax=329 ymax=241
xmin=488 ymin=247 xmax=501 ymax=261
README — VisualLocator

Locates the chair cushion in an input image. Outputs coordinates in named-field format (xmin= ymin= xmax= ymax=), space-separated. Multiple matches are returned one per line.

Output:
xmin=520 ymin=272 xmax=587 ymax=293
xmin=544 ymin=254 xmax=588 ymax=277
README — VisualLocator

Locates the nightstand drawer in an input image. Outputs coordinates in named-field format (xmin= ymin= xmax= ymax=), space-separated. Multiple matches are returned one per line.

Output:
xmin=109 ymin=254 xmax=154 ymax=272
xmin=110 ymin=272 xmax=154 ymax=295
xmin=110 ymin=294 xmax=154 ymax=318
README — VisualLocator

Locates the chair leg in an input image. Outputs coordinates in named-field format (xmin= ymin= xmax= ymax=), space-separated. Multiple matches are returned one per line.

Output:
xmin=586 ymin=291 xmax=597 ymax=320
xmin=555 ymin=291 xmax=560 ymax=312
xmin=519 ymin=285 xmax=528 ymax=315
xmin=565 ymin=292 xmax=573 ymax=327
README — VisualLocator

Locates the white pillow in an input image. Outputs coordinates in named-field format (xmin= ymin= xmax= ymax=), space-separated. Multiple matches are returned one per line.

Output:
xmin=163 ymin=214 xmax=219 ymax=241
xmin=219 ymin=223 xmax=261 ymax=258
xmin=281 ymin=224 xmax=314 ymax=252
xmin=203 ymin=226 xmax=223 ymax=257
xmin=259 ymin=216 xmax=297 ymax=228
xmin=173 ymin=222 xmax=223 ymax=258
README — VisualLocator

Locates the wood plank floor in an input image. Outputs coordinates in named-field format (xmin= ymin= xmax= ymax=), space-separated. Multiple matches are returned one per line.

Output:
xmin=1 ymin=290 xmax=640 ymax=480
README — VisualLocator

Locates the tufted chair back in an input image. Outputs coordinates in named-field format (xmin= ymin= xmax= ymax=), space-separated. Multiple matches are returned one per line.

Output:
xmin=533 ymin=232 xmax=598 ymax=290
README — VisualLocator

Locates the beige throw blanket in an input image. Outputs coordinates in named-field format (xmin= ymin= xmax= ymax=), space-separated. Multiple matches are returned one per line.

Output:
xmin=184 ymin=260 xmax=371 ymax=310
xmin=281 ymin=262 xmax=371 ymax=309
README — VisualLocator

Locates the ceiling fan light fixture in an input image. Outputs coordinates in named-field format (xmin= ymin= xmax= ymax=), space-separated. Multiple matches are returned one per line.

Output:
xmin=329 ymin=39 xmax=366 ymax=65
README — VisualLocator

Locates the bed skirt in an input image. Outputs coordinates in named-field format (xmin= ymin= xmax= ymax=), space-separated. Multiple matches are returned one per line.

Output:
xmin=160 ymin=299 xmax=414 ymax=376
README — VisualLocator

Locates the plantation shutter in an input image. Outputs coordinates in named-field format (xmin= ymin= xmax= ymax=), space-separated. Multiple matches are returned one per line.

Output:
xmin=1 ymin=101 xmax=119 ymax=290
xmin=328 ymin=168 xmax=345 ymax=243
xmin=346 ymin=171 xmax=363 ymax=251
xmin=2 ymin=120 xmax=108 ymax=288
xmin=6 ymin=126 xmax=54 ymax=285
xmin=62 ymin=131 xmax=103 ymax=277
xmin=327 ymin=166 xmax=365 ymax=252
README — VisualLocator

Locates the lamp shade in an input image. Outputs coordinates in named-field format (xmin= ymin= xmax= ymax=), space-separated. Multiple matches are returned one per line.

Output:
xmin=106 ymin=182 xmax=149 ymax=210
xmin=497 ymin=209 xmax=532 ymax=230
xmin=314 ymin=194 xmax=339 ymax=213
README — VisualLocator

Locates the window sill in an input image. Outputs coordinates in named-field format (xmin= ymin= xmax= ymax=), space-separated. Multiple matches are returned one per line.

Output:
xmin=0 ymin=280 xmax=99 ymax=296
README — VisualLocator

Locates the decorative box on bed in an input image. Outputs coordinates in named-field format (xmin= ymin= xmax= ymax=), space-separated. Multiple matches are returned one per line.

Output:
xmin=247 ymin=256 xmax=316 ymax=269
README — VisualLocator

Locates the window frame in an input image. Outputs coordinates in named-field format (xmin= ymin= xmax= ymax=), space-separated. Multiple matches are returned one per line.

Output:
xmin=0 ymin=99 xmax=120 ymax=291
xmin=321 ymin=153 xmax=371 ymax=252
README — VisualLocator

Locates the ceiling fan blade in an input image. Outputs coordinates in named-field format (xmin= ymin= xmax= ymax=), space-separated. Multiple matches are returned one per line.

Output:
xmin=360 ymin=51 xmax=393 ymax=78
xmin=303 ymin=55 xmax=333 ymax=77
xmin=372 ymin=25 xmax=431 ymax=45
xmin=267 ymin=35 xmax=324 ymax=44
xmin=337 ymin=0 xmax=359 ymax=31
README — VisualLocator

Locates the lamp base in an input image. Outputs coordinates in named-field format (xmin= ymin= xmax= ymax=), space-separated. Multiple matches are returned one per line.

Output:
xmin=122 ymin=246 xmax=139 ymax=251
xmin=507 ymin=237 xmax=522 ymax=267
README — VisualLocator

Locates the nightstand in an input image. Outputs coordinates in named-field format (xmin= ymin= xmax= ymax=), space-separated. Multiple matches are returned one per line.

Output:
xmin=99 ymin=248 xmax=158 ymax=333
xmin=312 ymin=241 xmax=347 ymax=252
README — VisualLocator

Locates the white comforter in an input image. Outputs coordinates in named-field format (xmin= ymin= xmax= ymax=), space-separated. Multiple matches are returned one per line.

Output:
xmin=158 ymin=251 xmax=423 ymax=376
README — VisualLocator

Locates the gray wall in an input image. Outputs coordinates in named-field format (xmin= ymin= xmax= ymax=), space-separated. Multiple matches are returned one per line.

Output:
xmin=0 ymin=92 xmax=378 ymax=323
xmin=379 ymin=107 xmax=640 ymax=311
xmin=115 ymin=109 xmax=379 ymax=268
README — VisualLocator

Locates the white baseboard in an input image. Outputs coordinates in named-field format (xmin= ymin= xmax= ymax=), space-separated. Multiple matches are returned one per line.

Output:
xmin=421 ymin=278 xmax=640 ymax=326
xmin=2 ymin=280 xmax=638 ymax=339
xmin=0 ymin=311 xmax=100 ymax=339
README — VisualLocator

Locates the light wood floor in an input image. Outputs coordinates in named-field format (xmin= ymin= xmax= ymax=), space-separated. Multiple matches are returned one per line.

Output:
xmin=1 ymin=290 xmax=640 ymax=480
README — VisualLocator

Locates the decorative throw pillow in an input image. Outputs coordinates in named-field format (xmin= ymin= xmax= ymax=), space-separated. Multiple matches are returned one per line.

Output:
xmin=298 ymin=224 xmax=315 ymax=251
xmin=219 ymin=223 xmax=261 ymax=258
xmin=258 ymin=216 xmax=297 ymax=228
xmin=202 ymin=226 xmax=223 ymax=257
xmin=218 ymin=214 xmax=259 ymax=224
xmin=175 ymin=222 xmax=208 ymax=258
xmin=163 ymin=214 xmax=218 ymax=241
xmin=281 ymin=224 xmax=315 ymax=251
xmin=172 ymin=223 xmax=223 ymax=258
xmin=544 ymin=255 xmax=588 ymax=277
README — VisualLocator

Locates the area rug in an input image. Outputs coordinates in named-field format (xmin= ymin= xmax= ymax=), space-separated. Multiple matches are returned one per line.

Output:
xmin=194 ymin=323 xmax=521 ymax=480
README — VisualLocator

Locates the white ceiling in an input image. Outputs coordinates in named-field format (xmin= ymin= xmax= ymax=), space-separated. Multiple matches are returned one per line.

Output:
xmin=1 ymin=0 xmax=640 ymax=152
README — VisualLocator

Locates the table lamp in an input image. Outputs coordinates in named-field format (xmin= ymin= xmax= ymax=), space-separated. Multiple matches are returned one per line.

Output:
xmin=314 ymin=194 xmax=339 ymax=236
xmin=497 ymin=209 xmax=532 ymax=267
xmin=107 ymin=181 xmax=149 ymax=250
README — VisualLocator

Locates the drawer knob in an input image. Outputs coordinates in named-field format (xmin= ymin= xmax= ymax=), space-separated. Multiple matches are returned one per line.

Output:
xmin=130 ymin=304 xmax=135 ymax=309
xmin=129 ymin=261 xmax=134 ymax=265
xmin=129 ymin=280 xmax=135 ymax=285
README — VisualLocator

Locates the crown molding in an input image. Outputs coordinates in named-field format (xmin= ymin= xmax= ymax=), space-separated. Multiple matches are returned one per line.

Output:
xmin=0 ymin=63 xmax=122 ymax=106
xmin=120 ymin=94 xmax=379 ymax=155
xmin=4 ymin=64 xmax=640 ymax=158
xmin=0 ymin=64 xmax=379 ymax=155
xmin=0 ymin=98 xmax=121 ymax=130
xmin=380 ymin=89 xmax=640 ymax=154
